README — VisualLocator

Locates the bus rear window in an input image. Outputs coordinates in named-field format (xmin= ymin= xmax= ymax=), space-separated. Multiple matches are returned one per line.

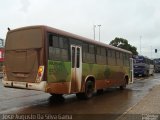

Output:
xmin=6 ymin=28 xmax=43 ymax=50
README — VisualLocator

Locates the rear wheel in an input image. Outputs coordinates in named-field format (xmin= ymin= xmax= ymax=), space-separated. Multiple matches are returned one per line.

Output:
xmin=50 ymin=93 xmax=63 ymax=97
xmin=50 ymin=94 xmax=65 ymax=103
xmin=76 ymin=80 xmax=94 ymax=99
xmin=97 ymin=89 xmax=103 ymax=95
xmin=50 ymin=93 xmax=64 ymax=99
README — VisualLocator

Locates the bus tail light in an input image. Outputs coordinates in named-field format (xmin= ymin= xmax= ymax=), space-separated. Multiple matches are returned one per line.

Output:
xmin=3 ymin=66 xmax=6 ymax=77
xmin=3 ymin=66 xmax=6 ymax=73
xmin=36 ymin=66 xmax=44 ymax=82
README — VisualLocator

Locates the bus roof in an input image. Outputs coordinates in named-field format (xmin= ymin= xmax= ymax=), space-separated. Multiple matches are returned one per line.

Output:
xmin=8 ymin=25 xmax=132 ymax=54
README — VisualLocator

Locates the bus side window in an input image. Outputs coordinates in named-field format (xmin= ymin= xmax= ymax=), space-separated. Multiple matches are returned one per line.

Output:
xmin=89 ymin=44 xmax=95 ymax=54
xmin=120 ymin=52 xmax=123 ymax=66
xmin=95 ymin=46 xmax=106 ymax=65
xmin=112 ymin=50 xmax=116 ymax=65
xmin=59 ymin=37 xmax=69 ymax=49
xmin=82 ymin=42 xmax=95 ymax=64
xmin=77 ymin=48 xmax=80 ymax=68
xmin=96 ymin=46 xmax=101 ymax=55
xmin=48 ymin=34 xmax=69 ymax=61
xmin=52 ymin=35 xmax=59 ymax=47
xmin=72 ymin=47 xmax=75 ymax=68
xmin=101 ymin=47 xmax=106 ymax=64
xmin=106 ymin=49 xmax=108 ymax=64
xmin=59 ymin=36 xmax=69 ymax=61
xmin=52 ymin=35 xmax=60 ymax=60
xmin=116 ymin=51 xmax=120 ymax=65
xmin=48 ymin=34 xmax=53 ymax=60
xmin=89 ymin=44 xmax=95 ymax=63
xmin=109 ymin=49 xmax=112 ymax=57
xmin=126 ymin=54 xmax=129 ymax=66
xmin=49 ymin=34 xmax=53 ymax=47
xmin=116 ymin=51 xmax=120 ymax=59
xmin=96 ymin=46 xmax=101 ymax=64
xmin=82 ymin=42 xmax=88 ymax=63
xmin=107 ymin=49 xmax=110 ymax=64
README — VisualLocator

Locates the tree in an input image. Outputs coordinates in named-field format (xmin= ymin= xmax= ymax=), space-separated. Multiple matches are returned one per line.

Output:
xmin=109 ymin=37 xmax=138 ymax=55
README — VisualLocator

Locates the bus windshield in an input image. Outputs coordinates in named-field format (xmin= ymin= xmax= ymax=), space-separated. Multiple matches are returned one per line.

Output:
xmin=154 ymin=60 xmax=160 ymax=65
xmin=134 ymin=57 xmax=145 ymax=63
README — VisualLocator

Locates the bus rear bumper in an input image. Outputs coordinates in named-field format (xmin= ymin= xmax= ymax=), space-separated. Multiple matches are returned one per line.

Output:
xmin=2 ymin=79 xmax=47 ymax=92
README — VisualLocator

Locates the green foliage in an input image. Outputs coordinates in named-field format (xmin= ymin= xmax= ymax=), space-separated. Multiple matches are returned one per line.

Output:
xmin=109 ymin=37 xmax=138 ymax=55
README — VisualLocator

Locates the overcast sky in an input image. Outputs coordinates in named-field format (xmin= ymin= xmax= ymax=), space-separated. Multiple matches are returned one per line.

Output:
xmin=1 ymin=0 xmax=160 ymax=58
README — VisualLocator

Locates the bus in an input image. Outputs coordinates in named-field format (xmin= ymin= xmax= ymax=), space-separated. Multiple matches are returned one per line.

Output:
xmin=0 ymin=47 xmax=4 ymax=78
xmin=133 ymin=55 xmax=154 ymax=77
xmin=153 ymin=58 xmax=160 ymax=73
xmin=2 ymin=25 xmax=133 ymax=99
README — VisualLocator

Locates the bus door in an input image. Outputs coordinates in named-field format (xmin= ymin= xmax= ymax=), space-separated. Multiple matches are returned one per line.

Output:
xmin=129 ymin=58 xmax=134 ymax=83
xmin=71 ymin=45 xmax=82 ymax=93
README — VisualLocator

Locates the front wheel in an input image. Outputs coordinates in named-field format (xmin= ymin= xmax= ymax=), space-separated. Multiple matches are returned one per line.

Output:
xmin=120 ymin=85 xmax=126 ymax=90
xmin=120 ymin=78 xmax=127 ymax=90
xmin=76 ymin=80 xmax=94 ymax=99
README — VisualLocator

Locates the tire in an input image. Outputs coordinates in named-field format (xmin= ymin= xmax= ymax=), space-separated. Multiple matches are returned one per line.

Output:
xmin=50 ymin=94 xmax=65 ymax=102
xmin=50 ymin=93 xmax=63 ymax=97
xmin=76 ymin=80 xmax=94 ymax=99
xmin=76 ymin=93 xmax=85 ymax=99
xmin=50 ymin=93 xmax=64 ymax=99
xmin=144 ymin=71 xmax=149 ymax=77
xmin=120 ymin=85 xmax=126 ymax=90
xmin=97 ymin=89 xmax=103 ymax=95
xmin=120 ymin=78 xmax=127 ymax=90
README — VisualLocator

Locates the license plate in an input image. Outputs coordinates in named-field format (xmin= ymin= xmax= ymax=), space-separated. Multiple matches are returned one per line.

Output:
xmin=13 ymin=81 xmax=26 ymax=86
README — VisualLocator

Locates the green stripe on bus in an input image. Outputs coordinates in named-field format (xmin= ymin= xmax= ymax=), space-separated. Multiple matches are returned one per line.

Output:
xmin=48 ymin=60 xmax=130 ymax=83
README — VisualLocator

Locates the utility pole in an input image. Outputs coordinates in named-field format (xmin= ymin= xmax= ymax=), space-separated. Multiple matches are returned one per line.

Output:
xmin=93 ymin=25 xmax=96 ymax=40
xmin=98 ymin=25 xmax=101 ymax=42
xmin=0 ymin=39 xmax=4 ymax=47
xmin=140 ymin=36 xmax=142 ymax=55
xmin=151 ymin=46 xmax=152 ymax=59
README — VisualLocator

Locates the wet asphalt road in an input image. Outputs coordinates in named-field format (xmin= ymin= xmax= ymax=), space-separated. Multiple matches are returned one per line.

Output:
xmin=0 ymin=74 xmax=160 ymax=119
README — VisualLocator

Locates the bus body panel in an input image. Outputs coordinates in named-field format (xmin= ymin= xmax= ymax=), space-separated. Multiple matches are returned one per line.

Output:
xmin=46 ymin=60 xmax=130 ymax=94
xmin=0 ymin=48 xmax=4 ymax=78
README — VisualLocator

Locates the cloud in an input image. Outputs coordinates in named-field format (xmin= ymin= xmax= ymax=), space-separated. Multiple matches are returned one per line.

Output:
xmin=19 ymin=0 xmax=30 ymax=12
xmin=1 ymin=0 xmax=160 ymax=58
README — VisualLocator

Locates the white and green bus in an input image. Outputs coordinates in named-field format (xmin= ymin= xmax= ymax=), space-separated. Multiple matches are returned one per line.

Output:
xmin=3 ymin=25 xmax=133 ymax=99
